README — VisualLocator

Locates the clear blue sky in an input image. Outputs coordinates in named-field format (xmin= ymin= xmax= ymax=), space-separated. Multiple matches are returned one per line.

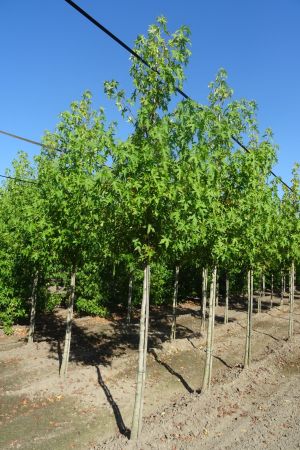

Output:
xmin=0 ymin=0 xmax=299 ymax=185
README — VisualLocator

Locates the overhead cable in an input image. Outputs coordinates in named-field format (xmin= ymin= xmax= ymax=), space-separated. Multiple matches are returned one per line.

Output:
xmin=0 ymin=174 xmax=37 ymax=184
xmin=0 ymin=129 xmax=63 ymax=153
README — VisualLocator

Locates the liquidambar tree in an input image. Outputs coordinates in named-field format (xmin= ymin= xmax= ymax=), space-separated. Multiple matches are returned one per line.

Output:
xmin=38 ymin=92 xmax=115 ymax=378
xmin=105 ymin=17 xmax=192 ymax=440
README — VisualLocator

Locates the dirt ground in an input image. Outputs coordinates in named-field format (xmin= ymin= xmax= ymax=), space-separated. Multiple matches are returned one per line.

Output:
xmin=0 ymin=293 xmax=299 ymax=449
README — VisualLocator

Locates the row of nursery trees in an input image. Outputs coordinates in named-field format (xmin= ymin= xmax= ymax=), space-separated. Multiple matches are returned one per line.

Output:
xmin=0 ymin=18 xmax=299 ymax=440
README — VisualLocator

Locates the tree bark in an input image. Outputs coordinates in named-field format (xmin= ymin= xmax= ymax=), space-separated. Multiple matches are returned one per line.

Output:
xmin=201 ymin=267 xmax=208 ymax=331
xmin=202 ymin=266 xmax=216 ymax=392
xmin=131 ymin=264 xmax=150 ymax=441
xmin=280 ymin=271 xmax=284 ymax=306
xmin=224 ymin=275 xmax=229 ymax=324
xmin=244 ymin=269 xmax=253 ymax=368
xmin=215 ymin=279 xmax=219 ymax=307
xmin=170 ymin=265 xmax=180 ymax=340
xmin=27 ymin=272 xmax=39 ymax=344
xmin=270 ymin=273 xmax=274 ymax=309
xmin=257 ymin=279 xmax=262 ymax=314
xmin=60 ymin=266 xmax=76 ymax=378
xmin=288 ymin=261 xmax=295 ymax=339
xmin=262 ymin=274 xmax=265 ymax=310
xmin=126 ymin=275 xmax=133 ymax=324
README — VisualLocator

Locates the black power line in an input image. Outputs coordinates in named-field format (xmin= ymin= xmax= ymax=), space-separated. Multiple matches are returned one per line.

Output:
xmin=0 ymin=174 xmax=37 ymax=184
xmin=0 ymin=129 xmax=63 ymax=153
xmin=0 ymin=129 xmax=63 ymax=185
xmin=230 ymin=136 xmax=292 ymax=192
xmin=64 ymin=0 xmax=294 ymax=193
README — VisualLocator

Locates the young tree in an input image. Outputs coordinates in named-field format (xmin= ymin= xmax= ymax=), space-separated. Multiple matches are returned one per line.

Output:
xmin=105 ymin=17 xmax=192 ymax=440
xmin=0 ymin=153 xmax=48 ymax=337
xmin=279 ymin=164 xmax=300 ymax=339
xmin=38 ymin=92 xmax=115 ymax=377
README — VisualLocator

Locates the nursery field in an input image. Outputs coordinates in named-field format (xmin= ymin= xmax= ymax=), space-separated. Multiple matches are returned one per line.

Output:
xmin=1 ymin=293 xmax=300 ymax=450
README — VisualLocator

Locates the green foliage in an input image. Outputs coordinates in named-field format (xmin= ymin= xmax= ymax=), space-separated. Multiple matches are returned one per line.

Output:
xmin=0 ymin=17 xmax=299 ymax=334
xmin=0 ymin=288 xmax=26 ymax=334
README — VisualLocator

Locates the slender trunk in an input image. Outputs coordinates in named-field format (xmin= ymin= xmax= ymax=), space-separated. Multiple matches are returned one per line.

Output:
xmin=262 ymin=274 xmax=265 ymax=310
xmin=201 ymin=267 xmax=208 ymax=331
xmin=209 ymin=269 xmax=216 ymax=380
xmin=258 ymin=278 xmax=262 ymax=314
xmin=215 ymin=280 xmax=219 ymax=307
xmin=137 ymin=265 xmax=150 ymax=438
xmin=60 ymin=266 xmax=76 ymax=378
xmin=283 ymin=274 xmax=286 ymax=296
xmin=280 ymin=271 xmax=284 ymax=306
xmin=244 ymin=269 xmax=254 ymax=368
xmin=27 ymin=272 xmax=39 ymax=344
xmin=131 ymin=264 xmax=150 ymax=441
xmin=126 ymin=275 xmax=133 ymax=324
xmin=170 ymin=265 xmax=180 ymax=340
xmin=202 ymin=266 xmax=216 ymax=392
xmin=224 ymin=275 xmax=229 ymax=324
xmin=288 ymin=261 xmax=295 ymax=339
xmin=270 ymin=273 xmax=274 ymax=309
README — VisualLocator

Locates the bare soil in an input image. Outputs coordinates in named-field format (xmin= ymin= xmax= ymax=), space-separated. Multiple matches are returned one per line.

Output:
xmin=0 ymin=293 xmax=299 ymax=449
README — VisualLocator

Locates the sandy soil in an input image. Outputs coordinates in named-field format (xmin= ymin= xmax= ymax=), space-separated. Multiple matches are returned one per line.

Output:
xmin=0 ymin=293 xmax=299 ymax=449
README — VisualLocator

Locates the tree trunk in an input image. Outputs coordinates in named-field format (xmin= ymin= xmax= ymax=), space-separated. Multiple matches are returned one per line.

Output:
xmin=170 ymin=265 xmax=180 ymax=340
xmin=60 ymin=266 xmax=76 ymax=378
xmin=270 ymin=273 xmax=274 ymax=309
xmin=202 ymin=266 xmax=216 ymax=392
xmin=215 ymin=279 xmax=219 ymax=307
xmin=131 ymin=264 xmax=150 ymax=441
xmin=288 ymin=261 xmax=295 ymax=339
xmin=126 ymin=275 xmax=133 ymax=324
xmin=280 ymin=271 xmax=284 ymax=306
xmin=283 ymin=274 xmax=286 ymax=296
xmin=27 ymin=272 xmax=39 ymax=344
xmin=244 ymin=269 xmax=253 ymax=368
xmin=262 ymin=274 xmax=265 ymax=310
xmin=201 ymin=267 xmax=208 ymax=331
xmin=224 ymin=275 xmax=229 ymax=324
xmin=257 ymin=279 xmax=262 ymax=314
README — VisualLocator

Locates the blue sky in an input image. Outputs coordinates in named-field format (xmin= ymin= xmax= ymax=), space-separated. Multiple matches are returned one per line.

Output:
xmin=0 ymin=0 xmax=299 ymax=185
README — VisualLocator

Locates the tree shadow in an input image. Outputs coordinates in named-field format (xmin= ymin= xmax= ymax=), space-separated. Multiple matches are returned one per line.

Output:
xmin=30 ymin=292 xmax=290 ymax=377
xmin=32 ymin=307 xmax=207 ymax=372
xmin=150 ymin=349 xmax=194 ymax=394
xmin=215 ymin=314 xmax=236 ymax=324
xmin=252 ymin=328 xmax=281 ymax=342
xmin=236 ymin=321 xmax=280 ymax=341
xmin=33 ymin=311 xmax=140 ymax=369
xmin=228 ymin=294 xmax=278 ymax=314
xmin=265 ymin=311 xmax=300 ymax=325
xmin=95 ymin=365 xmax=130 ymax=438
xmin=212 ymin=353 xmax=233 ymax=369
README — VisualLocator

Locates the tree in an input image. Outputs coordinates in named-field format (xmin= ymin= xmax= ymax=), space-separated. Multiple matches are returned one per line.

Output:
xmin=105 ymin=16 xmax=192 ymax=440
xmin=38 ymin=92 xmax=115 ymax=377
